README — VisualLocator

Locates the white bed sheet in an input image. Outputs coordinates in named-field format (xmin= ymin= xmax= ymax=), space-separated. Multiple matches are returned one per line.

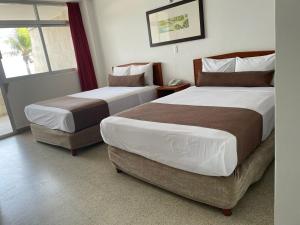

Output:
xmin=100 ymin=86 xmax=275 ymax=177
xmin=25 ymin=86 xmax=158 ymax=133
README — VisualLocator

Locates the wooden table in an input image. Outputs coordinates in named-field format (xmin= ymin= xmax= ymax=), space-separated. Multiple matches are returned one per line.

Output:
xmin=157 ymin=83 xmax=191 ymax=98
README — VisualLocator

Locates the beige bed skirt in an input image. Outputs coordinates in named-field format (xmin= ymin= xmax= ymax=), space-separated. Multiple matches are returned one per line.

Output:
xmin=30 ymin=123 xmax=102 ymax=155
xmin=108 ymin=132 xmax=274 ymax=210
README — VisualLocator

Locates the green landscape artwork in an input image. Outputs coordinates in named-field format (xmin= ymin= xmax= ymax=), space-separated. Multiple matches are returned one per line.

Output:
xmin=158 ymin=14 xmax=189 ymax=34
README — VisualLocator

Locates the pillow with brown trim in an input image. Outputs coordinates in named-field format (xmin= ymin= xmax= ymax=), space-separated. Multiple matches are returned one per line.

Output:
xmin=196 ymin=70 xmax=274 ymax=87
xmin=108 ymin=73 xmax=145 ymax=87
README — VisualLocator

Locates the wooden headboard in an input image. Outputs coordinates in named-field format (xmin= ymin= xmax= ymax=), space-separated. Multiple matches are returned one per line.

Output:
xmin=115 ymin=62 xmax=163 ymax=86
xmin=193 ymin=50 xmax=275 ymax=85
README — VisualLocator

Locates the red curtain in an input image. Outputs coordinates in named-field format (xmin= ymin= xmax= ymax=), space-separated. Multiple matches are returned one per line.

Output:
xmin=67 ymin=2 xmax=98 ymax=91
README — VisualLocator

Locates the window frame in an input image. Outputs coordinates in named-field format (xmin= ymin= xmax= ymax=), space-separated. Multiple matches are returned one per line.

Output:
xmin=0 ymin=1 xmax=76 ymax=80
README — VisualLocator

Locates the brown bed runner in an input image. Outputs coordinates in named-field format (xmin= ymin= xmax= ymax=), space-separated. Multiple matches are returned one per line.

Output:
xmin=117 ymin=103 xmax=263 ymax=165
xmin=37 ymin=96 xmax=109 ymax=132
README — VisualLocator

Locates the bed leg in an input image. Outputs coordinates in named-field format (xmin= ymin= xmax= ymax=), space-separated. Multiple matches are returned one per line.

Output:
xmin=222 ymin=209 xmax=232 ymax=216
xmin=116 ymin=168 xmax=123 ymax=173
xmin=71 ymin=149 xmax=78 ymax=156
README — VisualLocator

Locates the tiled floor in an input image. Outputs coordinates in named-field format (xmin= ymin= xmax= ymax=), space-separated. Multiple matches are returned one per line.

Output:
xmin=0 ymin=132 xmax=274 ymax=225
xmin=0 ymin=115 xmax=13 ymax=136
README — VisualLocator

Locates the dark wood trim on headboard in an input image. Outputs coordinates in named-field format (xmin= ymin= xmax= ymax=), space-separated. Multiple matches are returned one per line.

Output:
xmin=114 ymin=63 xmax=164 ymax=86
xmin=193 ymin=50 xmax=275 ymax=85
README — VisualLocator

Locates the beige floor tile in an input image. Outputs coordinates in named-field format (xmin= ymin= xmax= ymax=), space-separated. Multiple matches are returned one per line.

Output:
xmin=0 ymin=131 xmax=274 ymax=225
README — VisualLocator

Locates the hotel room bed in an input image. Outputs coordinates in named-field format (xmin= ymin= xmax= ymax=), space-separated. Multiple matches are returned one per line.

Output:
xmin=25 ymin=62 xmax=163 ymax=155
xmin=100 ymin=51 xmax=275 ymax=215
xmin=102 ymin=86 xmax=274 ymax=176
xmin=25 ymin=86 xmax=158 ymax=133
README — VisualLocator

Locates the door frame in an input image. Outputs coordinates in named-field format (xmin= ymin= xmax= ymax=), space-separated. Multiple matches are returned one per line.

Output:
xmin=0 ymin=50 xmax=16 ymax=138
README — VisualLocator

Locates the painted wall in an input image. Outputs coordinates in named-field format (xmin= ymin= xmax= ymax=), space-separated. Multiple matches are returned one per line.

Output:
xmin=80 ymin=0 xmax=106 ymax=87
xmin=6 ymin=70 xmax=81 ymax=129
xmin=275 ymin=0 xmax=300 ymax=224
xmin=90 ymin=0 xmax=275 ymax=84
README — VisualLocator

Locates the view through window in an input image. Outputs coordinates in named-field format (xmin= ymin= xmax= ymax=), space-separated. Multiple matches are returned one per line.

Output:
xmin=0 ymin=3 xmax=77 ymax=78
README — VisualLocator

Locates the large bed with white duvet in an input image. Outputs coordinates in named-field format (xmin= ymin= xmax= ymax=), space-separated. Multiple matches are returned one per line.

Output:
xmin=102 ymin=86 xmax=274 ymax=177
xmin=25 ymin=62 xmax=163 ymax=155
xmin=25 ymin=86 xmax=158 ymax=133
xmin=100 ymin=51 xmax=275 ymax=215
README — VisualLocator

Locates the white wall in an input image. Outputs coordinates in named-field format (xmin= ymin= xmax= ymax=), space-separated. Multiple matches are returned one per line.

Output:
xmin=91 ymin=0 xmax=275 ymax=85
xmin=275 ymin=0 xmax=300 ymax=224
xmin=6 ymin=70 xmax=81 ymax=129
xmin=80 ymin=0 xmax=106 ymax=87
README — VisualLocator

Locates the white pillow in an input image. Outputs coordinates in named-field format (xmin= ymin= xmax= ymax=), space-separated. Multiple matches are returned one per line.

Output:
xmin=130 ymin=63 xmax=153 ymax=85
xmin=235 ymin=53 xmax=275 ymax=72
xmin=202 ymin=57 xmax=236 ymax=72
xmin=113 ymin=66 xmax=130 ymax=76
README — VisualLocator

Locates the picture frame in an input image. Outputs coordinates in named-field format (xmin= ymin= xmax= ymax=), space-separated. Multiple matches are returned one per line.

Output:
xmin=146 ymin=0 xmax=205 ymax=47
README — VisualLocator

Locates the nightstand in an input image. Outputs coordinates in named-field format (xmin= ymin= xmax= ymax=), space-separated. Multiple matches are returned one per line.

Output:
xmin=157 ymin=83 xmax=191 ymax=98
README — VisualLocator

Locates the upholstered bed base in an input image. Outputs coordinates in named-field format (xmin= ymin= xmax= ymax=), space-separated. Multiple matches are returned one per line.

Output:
xmin=30 ymin=123 xmax=102 ymax=156
xmin=108 ymin=132 xmax=274 ymax=215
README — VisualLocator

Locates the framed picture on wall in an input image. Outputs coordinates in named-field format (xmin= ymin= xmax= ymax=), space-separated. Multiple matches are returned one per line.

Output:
xmin=146 ymin=0 xmax=205 ymax=47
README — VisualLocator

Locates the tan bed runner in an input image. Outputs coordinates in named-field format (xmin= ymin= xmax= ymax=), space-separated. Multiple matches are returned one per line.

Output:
xmin=117 ymin=103 xmax=263 ymax=165
xmin=37 ymin=96 xmax=109 ymax=132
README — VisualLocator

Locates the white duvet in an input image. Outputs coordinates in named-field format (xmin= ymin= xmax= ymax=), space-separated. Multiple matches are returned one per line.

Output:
xmin=25 ymin=86 xmax=158 ymax=133
xmin=100 ymin=86 xmax=275 ymax=177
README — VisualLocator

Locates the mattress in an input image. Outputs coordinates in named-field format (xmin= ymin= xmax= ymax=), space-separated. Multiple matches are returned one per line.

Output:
xmin=25 ymin=86 xmax=157 ymax=133
xmin=100 ymin=86 xmax=275 ymax=177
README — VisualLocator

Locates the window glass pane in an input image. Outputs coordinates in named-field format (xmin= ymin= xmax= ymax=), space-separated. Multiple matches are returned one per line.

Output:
xmin=0 ymin=4 xmax=36 ymax=20
xmin=37 ymin=5 xmax=68 ymax=20
xmin=42 ymin=26 xmax=77 ymax=71
xmin=0 ymin=28 xmax=48 ymax=78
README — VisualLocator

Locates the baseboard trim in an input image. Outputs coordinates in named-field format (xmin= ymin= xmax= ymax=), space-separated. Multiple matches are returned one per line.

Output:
xmin=16 ymin=126 xmax=30 ymax=134
xmin=0 ymin=126 xmax=30 ymax=140
xmin=0 ymin=132 xmax=14 ymax=140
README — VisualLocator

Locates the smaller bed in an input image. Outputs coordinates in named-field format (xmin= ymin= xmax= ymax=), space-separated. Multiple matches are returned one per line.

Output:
xmin=100 ymin=51 xmax=275 ymax=215
xmin=25 ymin=63 xmax=163 ymax=156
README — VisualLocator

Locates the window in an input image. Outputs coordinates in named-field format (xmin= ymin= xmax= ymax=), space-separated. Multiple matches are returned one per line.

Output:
xmin=37 ymin=5 xmax=68 ymax=20
xmin=42 ymin=26 xmax=76 ymax=71
xmin=0 ymin=3 xmax=36 ymax=20
xmin=0 ymin=3 xmax=77 ymax=78
xmin=0 ymin=28 xmax=48 ymax=78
